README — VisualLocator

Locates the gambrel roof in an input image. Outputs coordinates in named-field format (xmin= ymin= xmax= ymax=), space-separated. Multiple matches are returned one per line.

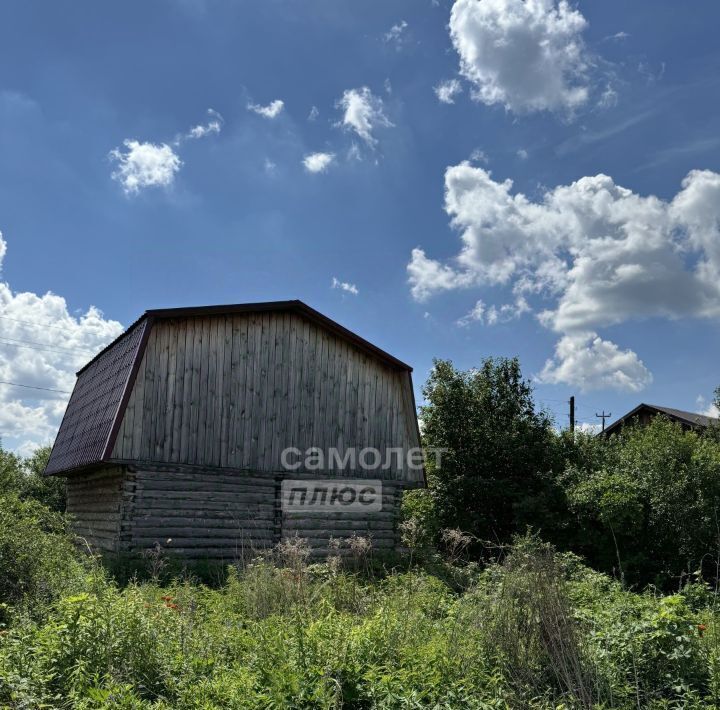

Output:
xmin=603 ymin=402 xmax=719 ymax=437
xmin=45 ymin=300 xmax=413 ymax=476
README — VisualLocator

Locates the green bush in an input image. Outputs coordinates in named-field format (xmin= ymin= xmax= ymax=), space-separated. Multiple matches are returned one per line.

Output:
xmin=0 ymin=444 xmax=66 ymax=512
xmin=2 ymin=538 xmax=720 ymax=708
xmin=0 ymin=494 xmax=83 ymax=622
xmin=563 ymin=416 xmax=720 ymax=588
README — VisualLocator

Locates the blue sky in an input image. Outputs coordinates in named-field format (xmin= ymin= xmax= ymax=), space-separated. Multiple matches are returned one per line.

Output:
xmin=1 ymin=0 xmax=720 ymax=451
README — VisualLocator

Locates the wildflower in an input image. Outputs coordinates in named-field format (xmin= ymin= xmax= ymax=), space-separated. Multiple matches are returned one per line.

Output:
xmin=698 ymin=623 xmax=708 ymax=634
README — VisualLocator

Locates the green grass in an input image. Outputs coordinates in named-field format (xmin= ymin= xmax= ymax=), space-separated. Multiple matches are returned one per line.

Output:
xmin=3 ymin=534 xmax=720 ymax=709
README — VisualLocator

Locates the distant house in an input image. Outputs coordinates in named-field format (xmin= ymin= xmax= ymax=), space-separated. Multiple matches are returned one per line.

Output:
xmin=45 ymin=301 xmax=424 ymax=559
xmin=603 ymin=403 xmax=719 ymax=437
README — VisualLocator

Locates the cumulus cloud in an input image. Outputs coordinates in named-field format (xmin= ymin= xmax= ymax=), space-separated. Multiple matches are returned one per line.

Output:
xmin=0 ymin=232 xmax=124 ymax=452
xmin=696 ymin=395 xmax=720 ymax=418
xmin=435 ymin=78 xmax=463 ymax=104
xmin=336 ymin=87 xmax=393 ymax=148
xmin=109 ymin=140 xmax=182 ymax=194
xmin=538 ymin=332 xmax=652 ymax=392
xmin=247 ymin=99 xmax=285 ymax=119
xmin=408 ymin=164 xmax=720 ymax=391
xmin=449 ymin=0 xmax=591 ymax=114
xmin=110 ymin=109 xmax=222 ymax=194
xmin=331 ymin=277 xmax=359 ymax=295
xmin=303 ymin=152 xmax=335 ymax=173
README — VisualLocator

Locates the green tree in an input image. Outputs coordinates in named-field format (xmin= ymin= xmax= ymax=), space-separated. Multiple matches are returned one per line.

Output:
xmin=21 ymin=446 xmax=65 ymax=512
xmin=563 ymin=416 xmax=720 ymax=588
xmin=0 ymin=443 xmax=65 ymax=512
xmin=420 ymin=358 xmax=558 ymax=544
xmin=0 ymin=443 xmax=22 ymax=494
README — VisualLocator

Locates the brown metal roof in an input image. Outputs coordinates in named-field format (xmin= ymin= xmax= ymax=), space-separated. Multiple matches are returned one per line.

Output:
xmin=603 ymin=402 xmax=719 ymax=436
xmin=44 ymin=319 xmax=149 ymax=475
xmin=46 ymin=300 xmax=412 ymax=475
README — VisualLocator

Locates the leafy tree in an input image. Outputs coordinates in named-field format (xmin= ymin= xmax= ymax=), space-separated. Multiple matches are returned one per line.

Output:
xmin=0 ymin=443 xmax=65 ymax=512
xmin=563 ymin=416 xmax=720 ymax=588
xmin=0 ymin=444 xmax=22 ymax=494
xmin=20 ymin=446 xmax=65 ymax=512
xmin=420 ymin=358 xmax=558 ymax=544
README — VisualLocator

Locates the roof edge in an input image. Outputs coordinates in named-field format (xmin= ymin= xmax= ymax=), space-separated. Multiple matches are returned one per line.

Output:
xmin=78 ymin=300 xmax=412 ymax=375
xmin=100 ymin=316 xmax=154 ymax=462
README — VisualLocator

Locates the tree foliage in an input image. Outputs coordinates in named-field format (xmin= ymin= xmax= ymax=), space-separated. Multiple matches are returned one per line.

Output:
xmin=420 ymin=358 xmax=558 ymax=544
xmin=0 ymin=444 xmax=65 ymax=512
xmin=563 ymin=417 xmax=720 ymax=588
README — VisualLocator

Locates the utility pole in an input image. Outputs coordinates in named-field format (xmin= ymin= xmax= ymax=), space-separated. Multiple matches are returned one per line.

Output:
xmin=596 ymin=410 xmax=612 ymax=432
xmin=569 ymin=396 xmax=575 ymax=433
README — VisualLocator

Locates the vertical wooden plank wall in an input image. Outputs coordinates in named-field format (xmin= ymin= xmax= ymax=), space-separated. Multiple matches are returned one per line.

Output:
xmin=111 ymin=313 xmax=422 ymax=481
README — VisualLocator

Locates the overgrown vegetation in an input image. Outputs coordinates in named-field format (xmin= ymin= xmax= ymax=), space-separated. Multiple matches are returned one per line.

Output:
xmin=3 ymin=531 xmax=720 ymax=708
xmin=4 ymin=359 xmax=720 ymax=707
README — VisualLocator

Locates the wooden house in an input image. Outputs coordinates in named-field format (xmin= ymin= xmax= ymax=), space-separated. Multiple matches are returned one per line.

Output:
xmin=45 ymin=301 xmax=424 ymax=558
xmin=603 ymin=403 xmax=718 ymax=437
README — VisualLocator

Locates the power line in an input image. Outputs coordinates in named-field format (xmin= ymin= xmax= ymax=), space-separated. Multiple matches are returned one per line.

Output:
xmin=0 ymin=336 xmax=90 ymax=356
xmin=596 ymin=410 xmax=612 ymax=432
xmin=0 ymin=380 xmax=71 ymax=394
xmin=0 ymin=314 xmax=80 ymax=333
xmin=0 ymin=334 xmax=94 ymax=355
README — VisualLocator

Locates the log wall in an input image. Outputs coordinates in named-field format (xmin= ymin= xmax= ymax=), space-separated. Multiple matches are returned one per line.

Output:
xmin=66 ymin=466 xmax=126 ymax=552
xmin=67 ymin=465 xmax=405 ymax=559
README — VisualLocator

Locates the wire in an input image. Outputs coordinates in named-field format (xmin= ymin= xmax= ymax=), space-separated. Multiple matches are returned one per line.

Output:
xmin=0 ymin=334 xmax=94 ymax=354
xmin=0 ymin=380 xmax=71 ymax=394
xmin=0 ymin=314 xmax=80 ymax=333
xmin=0 ymin=337 xmax=89 ymax=355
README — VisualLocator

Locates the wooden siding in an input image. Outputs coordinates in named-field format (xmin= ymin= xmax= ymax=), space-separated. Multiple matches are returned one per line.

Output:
xmin=66 ymin=467 xmax=126 ymax=552
xmin=111 ymin=313 xmax=422 ymax=481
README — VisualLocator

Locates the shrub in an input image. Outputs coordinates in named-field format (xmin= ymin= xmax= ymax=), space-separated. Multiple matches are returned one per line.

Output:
xmin=563 ymin=416 xmax=720 ymax=588
xmin=0 ymin=494 xmax=83 ymax=621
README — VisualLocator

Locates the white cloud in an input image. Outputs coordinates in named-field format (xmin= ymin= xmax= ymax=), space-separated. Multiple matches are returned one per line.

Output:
xmin=331 ymin=277 xmax=359 ymax=295
xmin=303 ymin=152 xmax=335 ymax=174
xmin=110 ymin=110 xmax=222 ymax=193
xmin=516 ymin=148 xmax=529 ymax=160
xmin=449 ymin=0 xmax=591 ymax=114
xmin=470 ymin=148 xmax=489 ymax=164
xmin=186 ymin=108 xmax=223 ymax=139
xmin=384 ymin=20 xmax=408 ymax=48
xmin=538 ymin=332 xmax=652 ymax=392
xmin=598 ymin=84 xmax=619 ymax=109
xmin=696 ymin=395 xmax=720 ymax=418
xmin=408 ymin=164 xmax=720 ymax=391
xmin=456 ymin=300 xmax=486 ymax=327
xmin=435 ymin=78 xmax=463 ymax=104
xmin=264 ymin=158 xmax=277 ymax=175
xmin=0 ymin=232 xmax=124 ymax=452
xmin=457 ymin=296 xmax=529 ymax=327
xmin=247 ymin=99 xmax=285 ymax=119
xmin=109 ymin=139 xmax=182 ymax=194
xmin=577 ymin=421 xmax=601 ymax=434
xmin=604 ymin=31 xmax=630 ymax=42
xmin=308 ymin=105 xmax=319 ymax=121
xmin=336 ymin=87 xmax=393 ymax=148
